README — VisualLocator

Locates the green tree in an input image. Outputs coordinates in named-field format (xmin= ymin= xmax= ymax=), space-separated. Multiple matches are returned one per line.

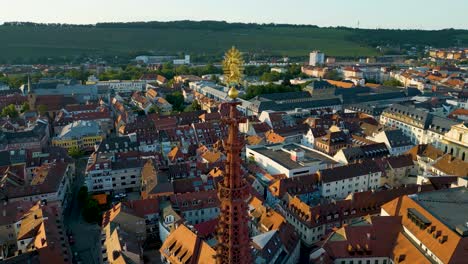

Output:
xmin=287 ymin=64 xmax=302 ymax=76
xmin=260 ymin=72 xmax=282 ymax=82
xmin=20 ymin=102 xmax=30 ymax=113
xmin=175 ymin=65 xmax=190 ymax=75
xmin=136 ymin=110 xmax=146 ymax=116
xmin=324 ymin=70 xmax=342 ymax=81
xmin=148 ymin=105 xmax=161 ymax=114
xmin=184 ymin=100 xmax=201 ymax=112
xmin=68 ymin=146 xmax=84 ymax=159
xmin=166 ymin=92 xmax=185 ymax=112
xmin=0 ymin=104 xmax=19 ymax=118
xmin=244 ymin=65 xmax=270 ymax=76
xmin=210 ymin=74 xmax=219 ymax=83
xmin=77 ymin=186 xmax=89 ymax=206
xmin=37 ymin=105 xmax=48 ymax=115
xmin=242 ymin=84 xmax=302 ymax=100
xmin=383 ymin=78 xmax=404 ymax=87
xmin=82 ymin=199 xmax=101 ymax=223
xmin=0 ymin=75 xmax=26 ymax=88
xmin=203 ymin=63 xmax=221 ymax=75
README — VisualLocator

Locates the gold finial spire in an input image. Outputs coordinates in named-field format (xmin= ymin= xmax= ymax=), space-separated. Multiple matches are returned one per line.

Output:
xmin=223 ymin=47 xmax=244 ymax=97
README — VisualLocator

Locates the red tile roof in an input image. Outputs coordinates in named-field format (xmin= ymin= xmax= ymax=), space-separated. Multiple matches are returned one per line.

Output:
xmin=122 ymin=198 xmax=160 ymax=218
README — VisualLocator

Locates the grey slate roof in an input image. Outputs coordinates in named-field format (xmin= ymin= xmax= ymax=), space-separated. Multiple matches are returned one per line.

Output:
xmin=383 ymin=103 xmax=460 ymax=132
xmin=319 ymin=161 xmax=381 ymax=183
xmin=0 ymin=122 xmax=48 ymax=144
xmin=427 ymin=115 xmax=458 ymax=134
xmin=383 ymin=130 xmax=412 ymax=148
xmin=56 ymin=120 xmax=101 ymax=139
xmin=340 ymin=143 xmax=389 ymax=162
xmin=97 ymin=136 xmax=139 ymax=153
xmin=411 ymin=187 xmax=468 ymax=235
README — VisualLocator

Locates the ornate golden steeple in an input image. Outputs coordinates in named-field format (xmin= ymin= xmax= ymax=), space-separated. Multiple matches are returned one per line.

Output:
xmin=222 ymin=47 xmax=244 ymax=99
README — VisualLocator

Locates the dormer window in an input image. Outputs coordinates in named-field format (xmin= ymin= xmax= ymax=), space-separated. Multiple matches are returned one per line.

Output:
xmin=164 ymin=215 xmax=174 ymax=224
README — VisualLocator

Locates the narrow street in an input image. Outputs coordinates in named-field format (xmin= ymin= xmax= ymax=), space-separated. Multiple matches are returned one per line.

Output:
xmin=64 ymin=157 xmax=101 ymax=264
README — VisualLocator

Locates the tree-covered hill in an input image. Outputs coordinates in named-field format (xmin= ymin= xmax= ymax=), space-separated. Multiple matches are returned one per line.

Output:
xmin=0 ymin=21 xmax=466 ymax=64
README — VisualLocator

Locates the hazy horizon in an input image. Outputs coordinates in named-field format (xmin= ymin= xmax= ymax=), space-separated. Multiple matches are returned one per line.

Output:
xmin=1 ymin=0 xmax=467 ymax=30
xmin=2 ymin=19 xmax=467 ymax=31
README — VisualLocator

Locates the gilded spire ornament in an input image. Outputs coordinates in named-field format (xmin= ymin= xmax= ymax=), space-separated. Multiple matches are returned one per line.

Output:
xmin=222 ymin=47 xmax=244 ymax=99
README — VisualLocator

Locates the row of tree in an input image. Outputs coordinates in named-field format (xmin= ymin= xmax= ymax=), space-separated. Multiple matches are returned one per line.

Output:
xmin=0 ymin=103 xmax=30 ymax=118
xmin=242 ymin=83 xmax=302 ymax=100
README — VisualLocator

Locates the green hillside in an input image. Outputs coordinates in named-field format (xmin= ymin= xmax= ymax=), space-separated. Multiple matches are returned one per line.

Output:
xmin=0 ymin=21 xmax=466 ymax=63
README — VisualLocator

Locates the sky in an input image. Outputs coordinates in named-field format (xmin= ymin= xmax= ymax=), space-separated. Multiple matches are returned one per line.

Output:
xmin=1 ymin=0 xmax=467 ymax=30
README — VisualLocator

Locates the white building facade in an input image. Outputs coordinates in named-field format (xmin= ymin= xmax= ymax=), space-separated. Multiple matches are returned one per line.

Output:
xmin=309 ymin=51 xmax=325 ymax=66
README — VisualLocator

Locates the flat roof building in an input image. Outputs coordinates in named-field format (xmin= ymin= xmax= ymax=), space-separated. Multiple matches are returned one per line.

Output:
xmin=247 ymin=144 xmax=337 ymax=177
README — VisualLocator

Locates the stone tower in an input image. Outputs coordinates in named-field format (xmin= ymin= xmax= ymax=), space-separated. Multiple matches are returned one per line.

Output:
xmin=216 ymin=97 xmax=251 ymax=264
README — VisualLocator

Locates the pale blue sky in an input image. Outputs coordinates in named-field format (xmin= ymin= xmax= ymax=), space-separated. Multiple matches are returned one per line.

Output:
xmin=1 ymin=0 xmax=467 ymax=29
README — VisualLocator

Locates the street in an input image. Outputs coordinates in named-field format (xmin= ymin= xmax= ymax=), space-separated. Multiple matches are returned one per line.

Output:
xmin=64 ymin=158 xmax=101 ymax=264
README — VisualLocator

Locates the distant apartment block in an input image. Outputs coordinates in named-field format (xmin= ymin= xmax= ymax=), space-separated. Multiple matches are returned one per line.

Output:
xmin=309 ymin=51 xmax=325 ymax=66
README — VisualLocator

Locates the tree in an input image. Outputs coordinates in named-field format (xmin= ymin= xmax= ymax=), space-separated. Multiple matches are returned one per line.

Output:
xmin=166 ymin=92 xmax=185 ymax=112
xmin=210 ymin=74 xmax=219 ymax=83
xmin=324 ymin=70 xmax=342 ymax=81
xmin=20 ymin=102 xmax=30 ymax=113
xmin=0 ymin=104 xmax=19 ymax=118
xmin=287 ymin=64 xmax=302 ymax=76
xmin=244 ymin=65 xmax=270 ymax=76
xmin=37 ymin=105 xmax=48 ymax=115
xmin=82 ymin=199 xmax=101 ymax=223
xmin=242 ymin=84 xmax=302 ymax=100
xmin=68 ymin=146 xmax=84 ymax=159
xmin=184 ymin=100 xmax=201 ymax=112
xmin=383 ymin=78 xmax=404 ymax=87
xmin=77 ymin=186 xmax=89 ymax=206
xmin=259 ymin=72 xmax=282 ymax=82
xmin=64 ymin=68 xmax=91 ymax=82
xmin=148 ymin=105 xmax=161 ymax=114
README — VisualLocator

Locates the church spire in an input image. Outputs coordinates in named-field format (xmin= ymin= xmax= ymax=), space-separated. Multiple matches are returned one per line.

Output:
xmin=216 ymin=47 xmax=251 ymax=264
xmin=27 ymin=74 xmax=32 ymax=95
